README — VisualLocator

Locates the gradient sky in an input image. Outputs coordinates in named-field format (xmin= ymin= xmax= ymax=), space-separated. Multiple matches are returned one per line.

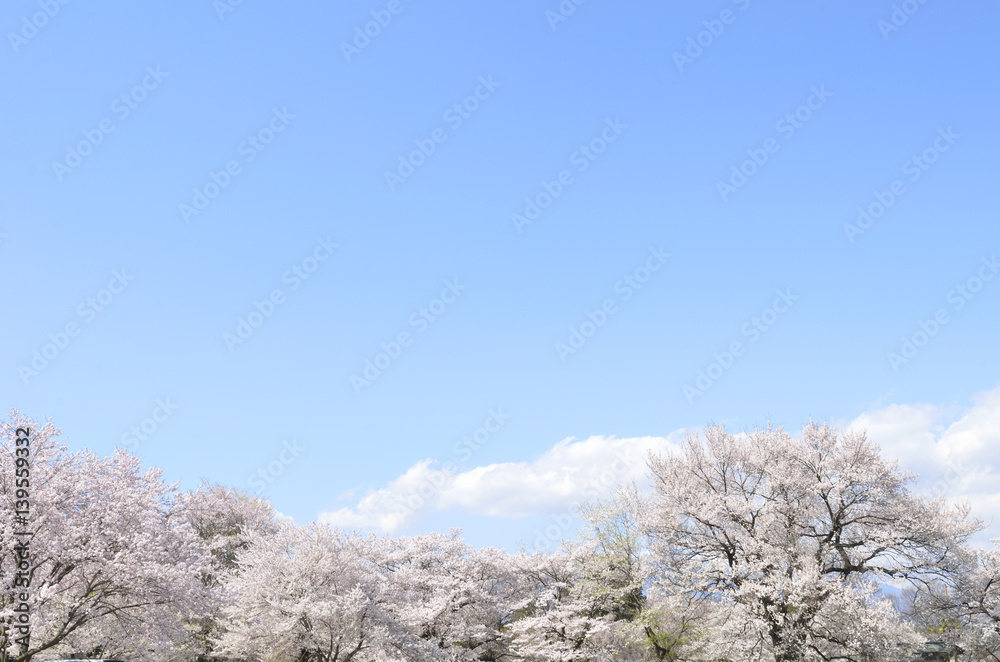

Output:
xmin=2 ymin=0 xmax=998 ymax=549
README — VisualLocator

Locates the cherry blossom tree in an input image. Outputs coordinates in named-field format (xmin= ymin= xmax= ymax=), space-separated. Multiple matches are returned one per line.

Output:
xmin=378 ymin=531 xmax=522 ymax=660
xmin=214 ymin=521 xmax=405 ymax=661
xmin=181 ymin=483 xmax=279 ymax=576
xmin=503 ymin=486 xmax=715 ymax=662
xmin=503 ymin=545 xmax=615 ymax=661
xmin=4 ymin=410 xmax=993 ymax=662
xmin=951 ymin=543 xmax=1000 ymax=660
xmin=576 ymin=485 xmax=714 ymax=661
xmin=176 ymin=483 xmax=280 ymax=661
xmin=645 ymin=423 xmax=981 ymax=662
xmin=900 ymin=539 xmax=1000 ymax=661
xmin=216 ymin=523 xmax=531 ymax=662
xmin=0 ymin=411 xmax=212 ymax=662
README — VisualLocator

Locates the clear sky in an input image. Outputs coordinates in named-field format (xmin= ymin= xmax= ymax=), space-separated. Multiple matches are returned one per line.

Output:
xmin=2 ymin=0 xmax=999 ymax=549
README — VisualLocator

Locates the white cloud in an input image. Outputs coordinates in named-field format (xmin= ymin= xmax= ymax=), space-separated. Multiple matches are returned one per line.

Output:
xmin=848 ymin=403 xmax=945 ymax=479
xmin=848 ymin=386 xmax=1000 ymax=533
xmin=322 ymin=386 xmax=1000 ymax=536
xmin=319 ymin=433 xmax=683 ymax=533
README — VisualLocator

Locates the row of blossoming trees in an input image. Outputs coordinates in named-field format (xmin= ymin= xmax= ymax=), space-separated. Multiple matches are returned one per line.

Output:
xmin=2 ymin=410 xmax=1000 ymax=662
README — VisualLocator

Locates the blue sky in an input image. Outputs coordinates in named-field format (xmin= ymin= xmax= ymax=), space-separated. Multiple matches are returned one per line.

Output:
xmin=2 ymin=0 xmax=999 ymax=549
